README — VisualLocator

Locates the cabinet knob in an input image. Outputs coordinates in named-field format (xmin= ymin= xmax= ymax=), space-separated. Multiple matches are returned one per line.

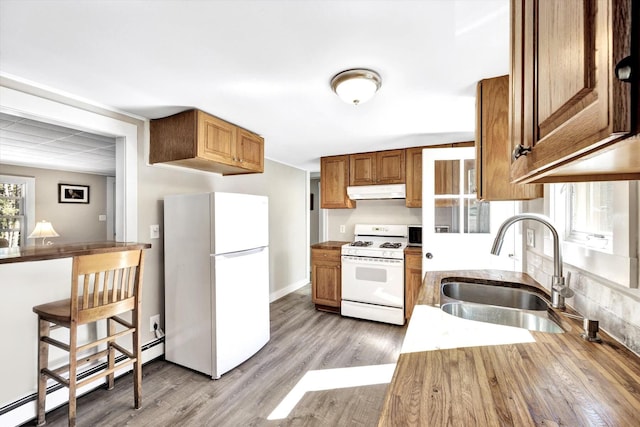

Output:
xmin=512 ymin=144 xmax=532 ymax=160
xmin=425 ymin=252 xmax=433 ymax=259
xmin=615 ymin=56 xmax=632 ymax=82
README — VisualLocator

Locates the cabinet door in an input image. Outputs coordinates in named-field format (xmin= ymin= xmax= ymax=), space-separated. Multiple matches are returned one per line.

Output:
xmin=376 ymin=149 xmax=405 ymax=184
xmin=349 ymin=152 xmax=376 ymax=185
xmin=510 ymin=0 xmax=635 ymax=182
xmin=311 ymin=254 xmax=341 ymax=307
xmin=321 ymin=155 xmax=355 ymax=209
xmin=404 ymin=253 xmax=422 ymax=319
xmin=236 ymin=129 xmax=264 ymax=172
xmin=405 ymin=147 xmax=423 ymax=207
xmin=198 ymin=112 xmax=236 ymax=163
xmin=476 ymin=76 xmax=542 ymax=200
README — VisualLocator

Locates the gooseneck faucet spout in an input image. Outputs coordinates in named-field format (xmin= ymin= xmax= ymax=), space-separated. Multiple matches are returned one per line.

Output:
xmin=491 ymin=213 xmax=573 ymax=309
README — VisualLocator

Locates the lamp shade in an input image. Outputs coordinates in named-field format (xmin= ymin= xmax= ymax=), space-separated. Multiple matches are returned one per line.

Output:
xmin=29 ymin=220 xmax=59 ymax=245
xmin=331 ymin=69 xmax=382 ymax=105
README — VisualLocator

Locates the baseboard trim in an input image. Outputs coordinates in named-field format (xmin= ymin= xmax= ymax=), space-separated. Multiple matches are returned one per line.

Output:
xmin=269 ymin=279 xmax=309 ymax=302
xmin=0 ymin=338 xmax=165 ymax=427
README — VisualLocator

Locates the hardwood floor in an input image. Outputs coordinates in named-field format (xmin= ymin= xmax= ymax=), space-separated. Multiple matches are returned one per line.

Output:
xmin=30 ymin=285 xmax=407 ymax=426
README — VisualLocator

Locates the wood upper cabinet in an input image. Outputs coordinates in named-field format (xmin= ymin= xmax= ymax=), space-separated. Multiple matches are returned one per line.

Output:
xmin=350 ymin=149 xmax=405 ymax=185
xmin=510 ymin=0 xmax=639 ymax=183
xmin=476 ymin=75 xmax=542 ymax=200
xmin=311 ymin=247 xmax=342 ymax=312
xmin=150 ymin=109 xmax=264 ymax=175
xmin=321 ymin=155 xmax=355 ymax=209
xmin=406 ymin=142 xmax=475 ymax=208
xmin=405 ymin=147 xmax=423 ymax=207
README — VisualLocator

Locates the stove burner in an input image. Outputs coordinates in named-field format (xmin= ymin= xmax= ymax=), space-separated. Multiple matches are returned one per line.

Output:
xmin=380 ymin=242 xmax=402 ymax=249
xmin=350 ymin=241 xmax=373 ymax=247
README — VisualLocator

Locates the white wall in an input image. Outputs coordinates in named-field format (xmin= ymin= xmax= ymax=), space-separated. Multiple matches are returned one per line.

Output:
xmin=326 ymin=199 xmax=421 ymax=241
xmin=0 ymin=164 xmax=109 ymax=244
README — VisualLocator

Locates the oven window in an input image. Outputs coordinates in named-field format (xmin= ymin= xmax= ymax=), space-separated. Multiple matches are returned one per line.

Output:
xmin=356 ymin=267 xmax=387 ymax=282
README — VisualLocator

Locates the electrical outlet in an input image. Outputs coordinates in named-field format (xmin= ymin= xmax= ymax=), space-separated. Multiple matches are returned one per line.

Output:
xmin=340 ymin=225 xmax=346 ymax=233
xmin=150 ymin=314 xmax=160 ymax=333
xmin=526 ymin=228 xmax=535 ymax=248
xmin=150 ymin=224 xmax=160 ymax=239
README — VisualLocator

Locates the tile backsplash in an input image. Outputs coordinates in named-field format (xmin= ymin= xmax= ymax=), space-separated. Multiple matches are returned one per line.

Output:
xmin=526 ymin=250 xmax=640 ymax=355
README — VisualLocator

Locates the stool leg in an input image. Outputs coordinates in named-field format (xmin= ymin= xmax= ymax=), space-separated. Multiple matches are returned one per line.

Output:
xmin=107 ymin=318 xmax=115 ymax=390
xmin=36 ymin=318 xmax=50 ymax=426
xmin=133 ymin=311 xmax=142 ymax=409
xmin=68 ymin=322 xmax=78 ymax=427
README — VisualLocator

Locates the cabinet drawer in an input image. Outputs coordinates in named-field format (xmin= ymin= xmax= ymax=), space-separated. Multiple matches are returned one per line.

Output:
xmin=312 ymin=249 xmax=341 ymax=262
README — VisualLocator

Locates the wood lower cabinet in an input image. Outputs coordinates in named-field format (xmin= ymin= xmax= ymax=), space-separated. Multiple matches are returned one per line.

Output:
xmin=150 ymin=109 xmax=264 ymax=175
xmin=350 ymin=149 xmax=405 ymax=185
xmin=476 ymin=75 xmax=542 ymax=200
xmin=510 ymin=0 xmax=639 ymax=183
xmin=320 ymin=155 xmax=355 ymax=209
xmin=311 ymin=247 xmax=342 ymax=312
xmin=404 ymin=249 xmax=422 ymax=320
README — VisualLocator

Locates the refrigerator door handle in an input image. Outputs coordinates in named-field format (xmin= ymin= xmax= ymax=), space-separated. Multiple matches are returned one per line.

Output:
xmin=211 ymin=246 xmax=267 ymax=258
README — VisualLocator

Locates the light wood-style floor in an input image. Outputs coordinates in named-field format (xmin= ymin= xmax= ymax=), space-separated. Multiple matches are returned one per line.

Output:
xmin=30 ymin=285 xmax=407 ymax=426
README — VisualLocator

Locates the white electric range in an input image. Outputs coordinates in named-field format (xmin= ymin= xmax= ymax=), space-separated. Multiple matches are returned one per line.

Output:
xmin=341 ymin=224 xmax=408 ymax=325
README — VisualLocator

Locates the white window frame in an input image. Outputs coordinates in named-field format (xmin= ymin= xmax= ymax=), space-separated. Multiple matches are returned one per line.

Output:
xmin=564 ymin=182 xmax=614 ymax=251
xmin=0 ymin=174 xmax=35 ymax=247
xmin=547 ymin=181 xmax=638 ymax=288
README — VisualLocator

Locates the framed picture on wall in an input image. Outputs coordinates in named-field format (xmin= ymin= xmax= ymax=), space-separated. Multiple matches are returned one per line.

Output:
xmin=58 ymin=183 xmax=90 ymax=204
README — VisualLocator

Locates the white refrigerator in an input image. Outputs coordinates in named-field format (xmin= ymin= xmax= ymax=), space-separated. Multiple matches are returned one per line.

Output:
xmin=163 ymin=192 xmax=270 ymax=379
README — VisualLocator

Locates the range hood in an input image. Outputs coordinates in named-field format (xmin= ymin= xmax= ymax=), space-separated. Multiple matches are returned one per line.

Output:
xmin=347 ymin=184 xmax=406 ymax=200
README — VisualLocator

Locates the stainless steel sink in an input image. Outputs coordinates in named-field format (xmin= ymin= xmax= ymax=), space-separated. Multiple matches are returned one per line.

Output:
xmin=441 ymin=302 xmax=564 ymax=334
xmin=442 ymin=281 xmax=548 ymax=311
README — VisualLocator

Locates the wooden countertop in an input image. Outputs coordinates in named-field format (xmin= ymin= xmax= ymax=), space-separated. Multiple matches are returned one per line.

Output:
xmin=311 ymin=241 xmax=349 ymax=250
xmin=404 ymin=246 xmax=422 ymax=256
xmin=0 ymin=241 xmax=152 ymax=264
xmin=378 ymin=269 xmax=640 ymax=426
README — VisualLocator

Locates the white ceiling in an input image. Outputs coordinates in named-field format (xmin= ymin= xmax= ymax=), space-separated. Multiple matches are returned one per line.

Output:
xmin=0 ymin=0 xmax=509 ymax=173
xmin=0 ymin=112 xmax=117 ymax=175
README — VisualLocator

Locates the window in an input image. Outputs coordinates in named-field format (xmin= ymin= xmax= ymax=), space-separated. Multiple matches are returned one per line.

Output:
xmin=0 ymin=175 xmax=35 ymax=248
xmin=566 ymin=182 xmax=614 ymax=251
xmin=549 ymin=181 xmax=638 ymax=288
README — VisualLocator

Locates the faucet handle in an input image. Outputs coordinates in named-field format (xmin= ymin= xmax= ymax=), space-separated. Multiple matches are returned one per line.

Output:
xmin=557 ymin=272 xmax=574 ymax=298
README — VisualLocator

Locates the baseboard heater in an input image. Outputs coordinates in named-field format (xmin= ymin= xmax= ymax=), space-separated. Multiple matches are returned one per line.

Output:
xmin=0 ymin=338 xmax=165 ymax=427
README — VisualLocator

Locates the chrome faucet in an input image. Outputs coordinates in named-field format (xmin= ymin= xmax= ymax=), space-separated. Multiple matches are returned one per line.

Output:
xmin=491 ymin=213 xmax=573 ymax=309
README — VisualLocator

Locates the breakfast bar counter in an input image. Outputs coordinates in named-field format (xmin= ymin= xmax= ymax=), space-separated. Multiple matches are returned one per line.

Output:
xmin=0 ymin=241 xmax=151 ymax=264
xmin=0 ymin=241 xmax=152 ymax=411
xmin=378 ymin=270 xmax=640 ymax=426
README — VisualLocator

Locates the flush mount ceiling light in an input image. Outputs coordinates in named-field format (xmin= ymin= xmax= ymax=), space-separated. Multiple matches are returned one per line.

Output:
xmin=330 ymin=69 xmax=382 ymax=105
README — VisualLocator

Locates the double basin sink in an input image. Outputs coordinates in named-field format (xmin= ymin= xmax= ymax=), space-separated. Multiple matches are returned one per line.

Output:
xmin=440 ymin=281 xmax=564 ymax=333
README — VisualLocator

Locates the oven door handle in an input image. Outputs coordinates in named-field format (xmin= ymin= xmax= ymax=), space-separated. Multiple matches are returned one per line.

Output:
xmin=341 ymin=255 xmax=403 ymax=266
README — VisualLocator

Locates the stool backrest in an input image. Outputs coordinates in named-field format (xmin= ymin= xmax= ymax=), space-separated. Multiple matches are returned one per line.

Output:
xmin=71 ymin=250 xmax=145 ymax=324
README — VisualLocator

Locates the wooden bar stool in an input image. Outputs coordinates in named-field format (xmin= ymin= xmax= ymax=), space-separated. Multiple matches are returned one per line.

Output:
xmin=33 ymin=249 xmax=146 ymax=426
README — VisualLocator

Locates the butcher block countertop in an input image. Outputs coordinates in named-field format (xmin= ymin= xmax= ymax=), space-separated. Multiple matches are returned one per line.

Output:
xmin=310 ymin=241 xmax=349 ymax=250
xmin=378 ymin=270 xmax=640 ymax=426
xmin=0 ymin=241 xmax=151 ymax=264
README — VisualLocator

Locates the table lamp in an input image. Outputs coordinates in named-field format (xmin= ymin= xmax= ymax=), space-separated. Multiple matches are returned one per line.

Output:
xmin=28 ymin=220 xmax=60 ymax=246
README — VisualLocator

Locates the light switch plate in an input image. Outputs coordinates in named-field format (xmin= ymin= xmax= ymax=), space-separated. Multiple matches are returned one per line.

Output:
xmin=526 ymin=228 xmax=535 ymax=248
xmin=150 ymin=224 xmax=160 ymax=239
xmin=340 ymin=225 xmax=346 ymax=233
